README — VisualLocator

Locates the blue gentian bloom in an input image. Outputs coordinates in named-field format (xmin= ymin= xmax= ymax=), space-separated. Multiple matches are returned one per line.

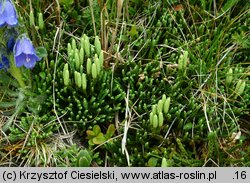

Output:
xmin=0 ymin=0 xmax=18 ymax=27
xmin=0 ymin=55 xmax=10 ymax=70
xmin=14 ymin=37 xmax=41 ymax=68
xmin=7 ymin=36 xmax=15 ymax=52
xmin=4 ymin=28 xmax=18 ymax=52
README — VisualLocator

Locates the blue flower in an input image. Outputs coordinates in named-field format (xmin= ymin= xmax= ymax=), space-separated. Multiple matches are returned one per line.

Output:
xmin=14 ymin=37 xmax=41 ymax=68
xmin=4 ymin=28 xmax=18 ymax=52
xmin=0 ymin=55 xmax=10 ymax=70
xmin=7 ymin=36 xmax=15 ymax=52
xmin=0 ymin=0 xmax=18 ymax=27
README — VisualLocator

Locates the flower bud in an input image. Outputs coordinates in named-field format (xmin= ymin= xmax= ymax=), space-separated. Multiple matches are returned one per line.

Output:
xmin=83 ymin=98 xmax=88 ymax=110
xmin=152 ymin=105 xmax=157 ymax=115
xmin=74 ymin=49 xmax=80 ymax=70
xmin=29 ymin=11 xmax=35 ymax=26
xmin=95 ymin=36 xmax=102 ymax=55
xmin=178 ymin=51 xmax=188 ymax=71
xmin=235 ymin=80 xmax=246 ymax=97
xmin=82 ymin=73 xmax=87 ymax=92
xmin=163 ymin=97 xmax=171 ymax=114
xmin=153 ymin=114 xmax=158 ymax=128
xmin=74 ymin=71 xmax=82 ymax=87
xmin=63 ymin=64 xmax=70 ymax=86
xmin=225 ymin=68 xmax=233 ymax=86
xmin=38 ymin=12 xmax=44 ymax=30
xmin=94 ymin=54 xmax=100 ymax=75
xmin=83 ymin=34 xmax=90 ymax=58
xmin=182 ymin=51 xmax=188 ymax=69
xmin=157 ymin=100 xmax=163 ymax=114
xmin=162 ymin=94 xmax=167 ymax=104
xmin=158 ymin=112 xmax=164 ymax=127
xmin=80 ymin=37 xmax=85 ymax=49
xmin=87 ymin=58 xmax=92 ymax=75
xmin=72 ymin=38 xmax=77 ymax=51
xmin=67 ymin=43 xmax=72 ymax=56
xmin=92 ymin=63 xmax=97 ymax=79
xmin=161 ymin=158 xmax=168 ymax=167
xmin=79 ymin=47 xmax=84 ymax=65
xmin=178 ymin=54 xmax=184 ymax=71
